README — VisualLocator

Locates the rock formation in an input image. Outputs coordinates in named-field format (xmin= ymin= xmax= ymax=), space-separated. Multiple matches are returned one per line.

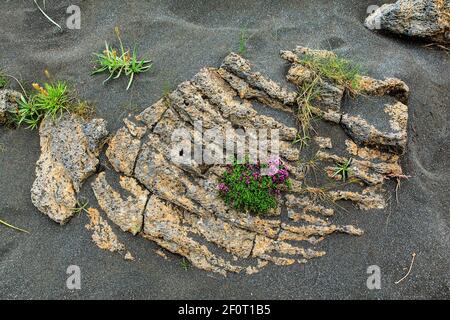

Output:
xmin=365 ymin=0 xmax=450 ymax=44
xmin=31 ymin=48 xmax=410 ymax=275
xmin=0 ymin=89 xmax=21 ymax=125
xmin=31 ymin=114 xmax=108 ymax=224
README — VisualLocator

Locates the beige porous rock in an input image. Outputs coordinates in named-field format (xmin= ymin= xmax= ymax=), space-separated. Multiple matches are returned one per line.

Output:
xmin=365 ymin=0 xmax=450 ymax=44
xmin=92 ymin=172 xmax=149 ymax=235
xmin=31 ymin=114 xmax=108 ymax=224
xmin=0 ymin=89 xmax=21 ymax=125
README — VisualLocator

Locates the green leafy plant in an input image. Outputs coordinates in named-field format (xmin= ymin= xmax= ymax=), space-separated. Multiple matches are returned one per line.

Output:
xmin=292 ymin=131 xmax=311 ymax=150
xmin=72 ymin=200 xmax=89 ymax=215
xmin=8 ymin=79 xmax=94 ymax=129
xmin=180 ymin=258 xmax=191 ymax=271
xmin=238 ymin=29 xmax=248 ymax=56
xmin=298 ymin=54 xmax=361 ymax=94
xmin=218 ymin=157 xmax=291 ymax=215
xmin=12 ymin=82 xmax=71 ymax=129
xmin=92 ymin=27 xmax=152 ymax=90
xmin=0 ymin=70 xmax=8 ymax=88
xmin=332 ymin=157 xmax=353 ymax=182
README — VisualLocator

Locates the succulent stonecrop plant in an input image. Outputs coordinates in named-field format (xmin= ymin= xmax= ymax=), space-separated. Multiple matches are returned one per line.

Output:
xmin=217 ymin=156 xmax=291 ymax=215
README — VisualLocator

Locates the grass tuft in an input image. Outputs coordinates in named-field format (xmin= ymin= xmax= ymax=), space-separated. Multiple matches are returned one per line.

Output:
xmin=181 ymin=258 xmax=191 ymax=271
xmin=331 ymin=157 xmax=353 ymax=182
xmin=292 ymin=131 xmax=311 ymax=151
xmin=92 ymin=27 xmax=152 ymax=90
xmin=298 ymin=54 xmax=361 ymax=94
xmin=72 ymin=200 xmax=90 ymax=215
xmin=295 ymin=76 xmax=321 ymax=147
xmin=12 ymin=82 xmax=71 ymax=129
xmin=70 ymin=101 xmax=96 ymax=120
xmin=9 ymin=80 xmax=95 ymax=129
xmin=238 ymin=29 xmax=248 ymax=56
xmin=294 ymin=54 xmax=361 ymax=151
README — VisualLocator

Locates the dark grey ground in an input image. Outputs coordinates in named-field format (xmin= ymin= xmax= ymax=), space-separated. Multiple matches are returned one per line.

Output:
xmin=0 ymin=0 xmax=449 ymax=300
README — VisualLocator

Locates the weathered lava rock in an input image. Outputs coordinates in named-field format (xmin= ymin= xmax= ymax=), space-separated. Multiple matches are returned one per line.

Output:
xmin=30 ymin=48 xmax=411 ymax=275
xmin=281 ymin=46 xmax=409 ymax=154
xmin=365 ymin=0 xmax=450 ymax=43
xmin=0 ymin=89 xmax=21 ymax=125
xmin=31 ymin=114 xmax=108 ymax=224
xmin=92 ymin=172 xmax=148 ymax=235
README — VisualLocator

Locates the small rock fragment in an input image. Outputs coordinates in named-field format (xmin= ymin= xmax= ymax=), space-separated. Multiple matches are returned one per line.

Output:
xmin=124 ymin=251 xmax=135 ymax=261
xmin=329 ymin=188 xmax=386 ymax=210
xmin=0 ymin=89 xmax=21 ymax=125
xmin=85 ymin=208 xmax=125 ymax=253
xmin=359 ymin=76 xmax=409 ymax=104
xmin=314 ymin=136 xmax=333 ymax=149
xmin=92 ymin=172 xmax=149 ymax=235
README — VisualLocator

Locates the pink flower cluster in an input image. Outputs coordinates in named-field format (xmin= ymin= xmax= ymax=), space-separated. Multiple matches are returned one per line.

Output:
xmin=217 ymin=183 xmax=229 ymax=193
xmin=266 ymin=156 xmax=289 ymax=184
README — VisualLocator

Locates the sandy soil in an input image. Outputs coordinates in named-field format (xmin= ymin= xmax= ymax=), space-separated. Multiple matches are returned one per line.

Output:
xmin=0 ymin=0 xmax=449 ymax=299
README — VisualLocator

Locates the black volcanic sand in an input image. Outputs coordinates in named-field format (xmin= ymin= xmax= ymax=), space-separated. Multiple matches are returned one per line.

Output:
xmin=0 ymin=0 xmax=449 ymax=299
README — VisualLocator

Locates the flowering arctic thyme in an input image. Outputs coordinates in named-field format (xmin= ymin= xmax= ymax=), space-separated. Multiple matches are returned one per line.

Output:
xmin=217 ymin=156 xmax=291 ymax=215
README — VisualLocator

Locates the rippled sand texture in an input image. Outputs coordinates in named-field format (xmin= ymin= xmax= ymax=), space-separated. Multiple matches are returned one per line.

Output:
xmin=0 ymin=0 xmax=448 ymax=299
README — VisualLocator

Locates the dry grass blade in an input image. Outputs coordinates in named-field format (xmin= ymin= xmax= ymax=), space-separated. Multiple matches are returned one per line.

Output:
xmin=0 ymin=219 xmax=30 ymax=233
xmin=298 ymin=54 xmax=361 ymax=95
xmin=395 ymin=252 xmax=416 ymax=284
xmin=33 ymin=0 xmax=62 ymax=31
